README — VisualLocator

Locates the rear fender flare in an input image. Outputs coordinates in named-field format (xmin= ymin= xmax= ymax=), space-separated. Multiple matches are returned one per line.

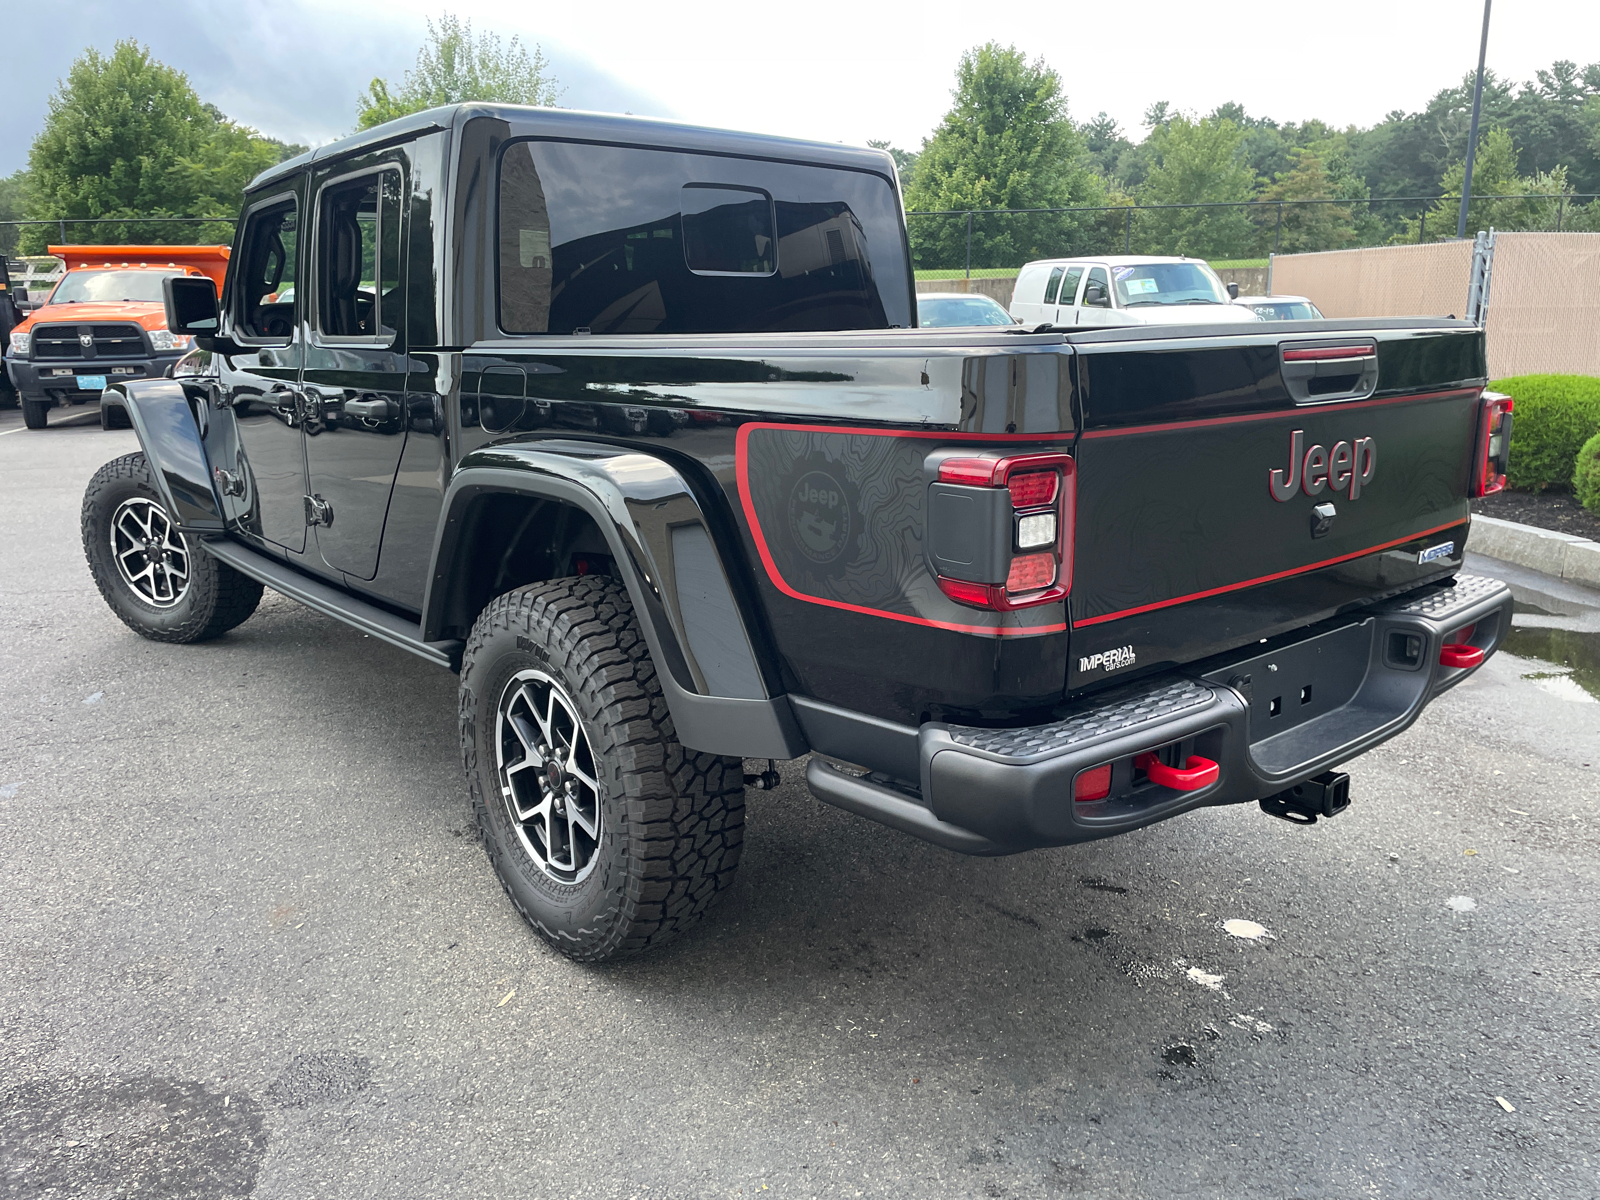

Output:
xmin=107 ymin=379 xmax=224 ymax=532
xmin=426 ymin=442 xmax=806 ymax=760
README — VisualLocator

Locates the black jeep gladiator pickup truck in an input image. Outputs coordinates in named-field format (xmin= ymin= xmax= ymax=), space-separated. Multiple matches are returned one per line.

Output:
xmin=83 ymin=104 xmax=1516 ymax=961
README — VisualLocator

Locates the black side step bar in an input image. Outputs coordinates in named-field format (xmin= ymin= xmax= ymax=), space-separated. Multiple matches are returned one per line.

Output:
xmin=202 ymin=537 xmax=463 ymax=671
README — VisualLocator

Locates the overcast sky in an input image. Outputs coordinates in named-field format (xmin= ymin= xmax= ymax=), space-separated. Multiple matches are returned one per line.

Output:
xmin=5 ymin=0 xmax=1597 ymax=176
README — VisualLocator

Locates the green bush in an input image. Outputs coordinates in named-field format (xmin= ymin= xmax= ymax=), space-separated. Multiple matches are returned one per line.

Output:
xmin=1575 ymin=430 xmax=1600 ymax=514
xmin=1492 ymin=374 xmax=1600 ymax=491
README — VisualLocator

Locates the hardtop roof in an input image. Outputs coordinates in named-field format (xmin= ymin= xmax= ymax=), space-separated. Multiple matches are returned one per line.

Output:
xmin=250 ymin=104 xmax=900 ymax=193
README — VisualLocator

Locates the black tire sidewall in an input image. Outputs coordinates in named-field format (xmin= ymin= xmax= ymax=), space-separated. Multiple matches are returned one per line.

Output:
xmin=468 ymin=614 xmax=636 ymax=952
xmin=83 ymin=460 xmax=221 ymax=638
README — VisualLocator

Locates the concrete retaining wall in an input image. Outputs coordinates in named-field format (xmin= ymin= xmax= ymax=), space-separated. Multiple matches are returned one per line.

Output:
xmin=913 ymin=276 xmax=1016 ymax=303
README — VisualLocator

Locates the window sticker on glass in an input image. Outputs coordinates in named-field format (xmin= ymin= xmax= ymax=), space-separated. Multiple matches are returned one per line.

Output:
xmin=1112 ymin=266 xmax=1136 ymax=280
xmin=519 ymin=229 xmax=551 ymax=269
xmin=1125 ymin=277 xmax=1160 ymax=294
xmin=681 ymin=185 xmax=776 ymax=276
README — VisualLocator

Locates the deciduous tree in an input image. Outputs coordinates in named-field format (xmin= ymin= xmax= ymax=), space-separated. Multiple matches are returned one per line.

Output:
xmin=904 ymin=43 xmax=1104 ymax=270
xmin=1133 ymin=115 xmax=1258 ymax=258
xmin=357 ymin=13 xmax=560 ymax=130
xmin=20 ymin=41 xmax=298 ymax=252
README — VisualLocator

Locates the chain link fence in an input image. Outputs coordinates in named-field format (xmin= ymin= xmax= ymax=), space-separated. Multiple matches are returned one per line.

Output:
xmin=906 ymin=194 xmax=1600 ymax=277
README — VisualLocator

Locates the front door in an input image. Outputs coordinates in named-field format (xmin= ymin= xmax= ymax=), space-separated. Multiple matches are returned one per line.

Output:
xmin=300 ymin=162 xmax=410 ymax=581
xmin=220 ymin=188 xmax=307 ymax=552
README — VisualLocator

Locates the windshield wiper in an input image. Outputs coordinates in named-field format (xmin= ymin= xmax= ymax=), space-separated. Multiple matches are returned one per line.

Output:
xmin=1180 ymin=298 xmax=1222 ymax=305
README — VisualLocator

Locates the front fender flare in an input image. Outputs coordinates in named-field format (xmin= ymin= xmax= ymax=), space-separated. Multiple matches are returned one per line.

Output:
xmin=426 ymin=442 xmax=807 ymax=760
xmin=110 ymin=379 xmax=224 ymax=533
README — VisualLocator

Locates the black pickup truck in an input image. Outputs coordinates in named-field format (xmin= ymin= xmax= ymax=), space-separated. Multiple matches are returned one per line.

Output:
xmin=83 ymin=104 xmax=1516 ymax=961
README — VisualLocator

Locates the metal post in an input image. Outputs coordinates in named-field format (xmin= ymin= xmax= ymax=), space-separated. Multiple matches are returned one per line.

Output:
xmin=1456 ymin=0 xmax=1492 ymax=240
xmin=58 ymin=218 xmax=66 ymax=241
xmin=1557 ymin=195 xmax=1566 ymax=232
xmin=965 ymin=212 xmax=972 ymax=281
xmin=1419 ymin=209 xmax=1426 ymax=244
xmin=1123 ymin=207 xmax=1132 ymax=254
xmin=1273 ymin=203 xmax=1284 ymax=256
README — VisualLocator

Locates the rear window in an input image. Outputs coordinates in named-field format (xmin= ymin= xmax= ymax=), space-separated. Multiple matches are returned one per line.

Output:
xmin=497 ymin=140 xmax=910 ymax=335
xmin=1249 ymin=301 xmax=1323 ymax=321
xmin=48 ymin=269 xmax=185 ymax=305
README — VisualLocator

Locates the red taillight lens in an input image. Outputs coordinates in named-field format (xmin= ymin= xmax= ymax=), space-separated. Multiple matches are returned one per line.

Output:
xmin=1074 ymin=763 xmax=1112 ymax=802
xmin=1472 ymin=392 xmax=1514 ymax=497
xmin=1007 ymin=470 xmax=1057 ymax=509
xmin=1006 ymin=551 xmax=1056 ymax=593
xmin=938 ymin=457 xmax=1000 ymax=487
xmin=933 ymin=451 xmax=1075 ymax=611
xmin=937 ymin=577 xmax=996 ymax=608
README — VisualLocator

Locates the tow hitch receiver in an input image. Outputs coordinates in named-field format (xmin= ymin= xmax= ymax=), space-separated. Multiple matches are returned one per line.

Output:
xmin=1260 ymin=771 xmax=1350 ymax=825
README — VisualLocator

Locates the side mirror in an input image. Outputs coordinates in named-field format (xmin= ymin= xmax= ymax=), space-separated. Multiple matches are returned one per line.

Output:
xmin=1083 ymin=282 xmax=1110 ymax=308
xmin=11 ymin=287 xmax=26 ymax=305
xmin=163 ymin=275 xmax=220 ymax=336
xmin=1226 ymin=281 xmax=1240 ymax=299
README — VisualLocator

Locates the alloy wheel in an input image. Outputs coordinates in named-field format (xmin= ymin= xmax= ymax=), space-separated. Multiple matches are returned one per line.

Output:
xmin=495 ymin=669 xmax=604 ymax=884
xmin=109 ymin=497 xmax=190 ymax=608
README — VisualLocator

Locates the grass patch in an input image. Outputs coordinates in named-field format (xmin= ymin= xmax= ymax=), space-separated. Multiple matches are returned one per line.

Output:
xmin=914 ymin=268 xmax=1021 ymax=280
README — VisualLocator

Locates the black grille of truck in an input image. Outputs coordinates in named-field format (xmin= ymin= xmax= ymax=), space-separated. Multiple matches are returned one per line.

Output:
xmin=31 ymin=323 xmax=146 ymax=361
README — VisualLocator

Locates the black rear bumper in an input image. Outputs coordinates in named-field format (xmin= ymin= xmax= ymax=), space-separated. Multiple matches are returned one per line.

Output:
xmin=805 ymin=574 xmax=1512 ymax=854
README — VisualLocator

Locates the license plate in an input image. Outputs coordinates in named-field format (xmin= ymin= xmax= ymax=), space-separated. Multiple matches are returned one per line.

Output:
xmin=76 ymin=375 xmax=107 ymax=391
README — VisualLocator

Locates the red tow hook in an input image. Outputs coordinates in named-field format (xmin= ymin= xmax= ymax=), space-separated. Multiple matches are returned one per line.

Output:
xmin=1440 ymin=643 xmax=1486 ymax=668
xmin=1134 ymin=752 xmax=1219 ymax=792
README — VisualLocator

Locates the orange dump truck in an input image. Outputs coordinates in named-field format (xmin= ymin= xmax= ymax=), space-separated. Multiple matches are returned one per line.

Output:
xmin=4 ymin=245 xmax=229 ymax=430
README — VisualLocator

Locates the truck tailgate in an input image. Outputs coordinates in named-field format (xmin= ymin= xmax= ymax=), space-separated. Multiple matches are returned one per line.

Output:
xmin=1065 ymin=323 xmax=1486 ymax=692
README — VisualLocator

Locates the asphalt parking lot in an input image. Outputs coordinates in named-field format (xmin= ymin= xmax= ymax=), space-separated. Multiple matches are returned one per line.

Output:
xmin=2 ymin=407 xmax=1597 ymax=1199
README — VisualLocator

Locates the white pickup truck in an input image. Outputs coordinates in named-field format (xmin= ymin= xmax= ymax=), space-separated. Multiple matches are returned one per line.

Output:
xmin=1010 ymin=255 xmax=1262 ymax=327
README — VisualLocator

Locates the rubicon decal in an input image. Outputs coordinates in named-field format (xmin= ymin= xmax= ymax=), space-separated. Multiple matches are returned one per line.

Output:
xmin=1269 ymin=430 xmax=1377 ymax=502
xmin=1079 ymin=645 xmax=1136 ymax=674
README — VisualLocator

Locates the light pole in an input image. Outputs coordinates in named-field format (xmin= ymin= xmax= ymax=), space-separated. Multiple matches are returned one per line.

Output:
xmin=1456 ymin=0 xmax=1493 ymax=240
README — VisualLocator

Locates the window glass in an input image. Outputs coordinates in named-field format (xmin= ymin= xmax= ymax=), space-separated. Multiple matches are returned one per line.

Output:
xmin=49 ymin=270 xmax=185 ymax=305
xmin=682 ymin=186 xmax=775 ymax=275
xmin=1061 ymin=266 xmax=1084 ymax=306
xmin=236 ymin=199 xmax=298 ymax=341
xmin=1043 ymin=266 xmax=1064 ymax=305
xmin=1084 ymin=266 xmax=1110 ymax=307
xmin=497 ymin=140 xmax=909 ymax=335
xmin=318 ymin=171 xmax=402 ymax=339
xmin=1250 ymin=301 xmax=1321 ymax=320
xmin=916 ymin=296 xmax=1017 ymax=327
xmin=1109 ymin=262 xmax=1229 ymax=307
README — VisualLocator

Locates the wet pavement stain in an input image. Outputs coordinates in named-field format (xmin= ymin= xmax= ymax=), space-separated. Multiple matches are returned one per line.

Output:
xmin=1502 ymin=624 xmax=1600 ymax=700
xmin=1161 ymin=1042 xmax=1199 ymax=1068
xmin=0 ymin=1074 xmax=267 ymax=1199
xmin=1080 ymin=877 xmax=1129 ymax=895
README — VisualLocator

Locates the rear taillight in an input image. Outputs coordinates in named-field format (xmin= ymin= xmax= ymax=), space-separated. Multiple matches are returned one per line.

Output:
xmin=1471 ymin=391 xmax=1514 ymax=497
xmin=933 ymin=451 xmax=1075 ymax=611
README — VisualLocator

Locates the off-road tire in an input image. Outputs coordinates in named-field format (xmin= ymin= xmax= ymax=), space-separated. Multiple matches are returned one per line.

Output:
xmin=81 ymin=453 xmax=264 ymax=642
xmin=22 ymin=398 xmax=51 ymax=429
xmin=459 ymin=576 xmax=746 ymax=962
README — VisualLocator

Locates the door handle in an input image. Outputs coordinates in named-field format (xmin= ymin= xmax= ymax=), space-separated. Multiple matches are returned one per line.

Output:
xmin=343 ymin=396 xmax=396 ymax=420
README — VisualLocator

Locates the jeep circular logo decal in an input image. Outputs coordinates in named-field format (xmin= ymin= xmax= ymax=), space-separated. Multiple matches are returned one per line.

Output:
xmin=787 ymin=468 xmax=853 ymax=566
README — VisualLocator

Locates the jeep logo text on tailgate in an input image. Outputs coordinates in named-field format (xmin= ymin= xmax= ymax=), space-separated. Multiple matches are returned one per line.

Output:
xmin=1269 ymin=429 xmax=1377 ymax=502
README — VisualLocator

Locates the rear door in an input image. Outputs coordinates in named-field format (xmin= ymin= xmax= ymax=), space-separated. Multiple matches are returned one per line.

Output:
xmin=300 ymin=155 xmax=410 ymax=581
xmin=1053 ymin=265 xmax=1085 ymax=326
xmin=1009 ymin=263 xmax=1049 ymax=324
